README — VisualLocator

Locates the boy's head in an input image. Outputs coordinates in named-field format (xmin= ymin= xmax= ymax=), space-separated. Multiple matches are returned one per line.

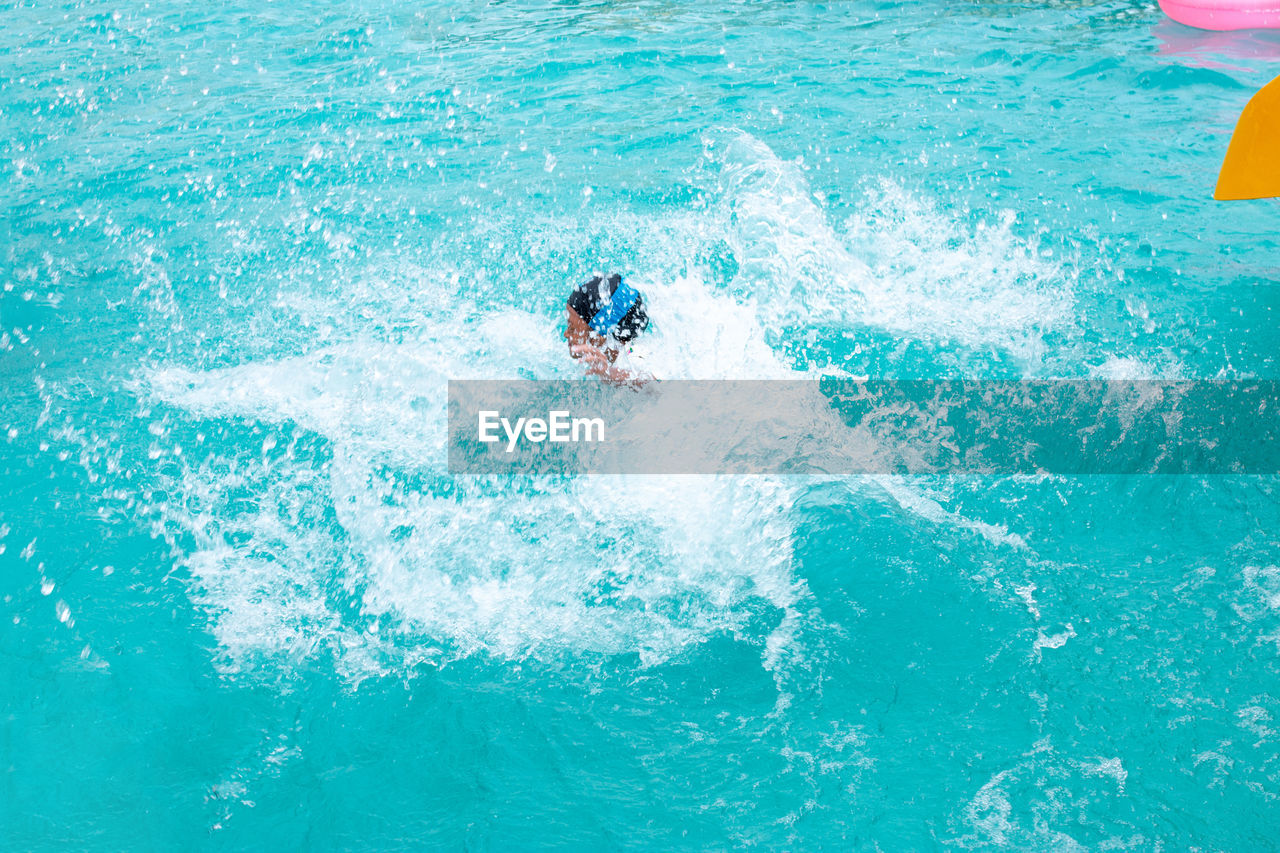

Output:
xmin=565 ymin=273 xmax=649 ymax=347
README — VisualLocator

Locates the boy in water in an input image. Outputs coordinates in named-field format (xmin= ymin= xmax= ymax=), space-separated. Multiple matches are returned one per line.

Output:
xmin=563 ymin=273 xmax=651 ymax=383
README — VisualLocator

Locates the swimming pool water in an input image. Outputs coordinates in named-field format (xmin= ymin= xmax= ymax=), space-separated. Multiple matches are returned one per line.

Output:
xmin=3 ymin=0 xmax=1280 ymax=848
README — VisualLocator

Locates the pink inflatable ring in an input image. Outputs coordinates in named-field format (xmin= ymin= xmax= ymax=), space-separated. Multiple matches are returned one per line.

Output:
xmin=1160 ymin=0 xmax=1280 ymax=30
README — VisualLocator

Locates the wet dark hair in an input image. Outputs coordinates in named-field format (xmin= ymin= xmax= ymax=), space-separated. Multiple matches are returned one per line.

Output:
xmin=567 ymin=273 xmax=649 ymax=343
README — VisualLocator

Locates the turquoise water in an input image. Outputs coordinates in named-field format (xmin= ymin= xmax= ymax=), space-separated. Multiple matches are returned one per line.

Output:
xmin=4 ymin=0 xmax=1280 ymax=847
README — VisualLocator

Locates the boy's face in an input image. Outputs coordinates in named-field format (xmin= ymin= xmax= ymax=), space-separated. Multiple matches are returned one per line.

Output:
xmin=564 ymin=305 xmax=602 ymax=352
xmin=564 ymin=305 xmax=618 ymax=363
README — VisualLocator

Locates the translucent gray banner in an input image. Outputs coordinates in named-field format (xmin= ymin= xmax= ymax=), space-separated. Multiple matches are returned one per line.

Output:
xmin=447 ymin=380 xmax=1280 ymax=475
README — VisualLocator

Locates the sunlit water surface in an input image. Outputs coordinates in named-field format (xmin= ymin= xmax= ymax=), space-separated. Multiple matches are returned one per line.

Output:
xmin=3 ymin=0 xmax=1280 ymax=848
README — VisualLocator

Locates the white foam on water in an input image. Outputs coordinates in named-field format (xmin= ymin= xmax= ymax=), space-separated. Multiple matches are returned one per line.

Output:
xmin=694 ymin=131 xmax=1069 ymax=554
xmin=1090 ymin=353 xmax=1186 ymax=380
xmin=702 ymin=130 xmax=872 ymax=329
xmin=152 ymin=382 xmax=804 ymax=675
xmin=703 ymin=129 xmax=1078 ymax=371
xmin=1238 ymin=564 xmax=1280 ymax=618
xmin=1031 ymin=623 xmax=1077 ymax=660
xmin=617 ymin=272 xmax=793 ymax=381
xmin=847 ymin=182 xmax=1075 ymax=367
xmin=147 ymin=233 xmax=811 ymax=679
xmin=343 ymin=466 xmax=803 ymax=668
xmin=1081 ymin=757 xmax=1128 ymax=794
xmin=955 ymin=738 xmax=1145 ymax=850
xmin=144 ymin=129 xmax=1076 ymax=685
xmin=877 ymin=476 xmax=1029 ymax=551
